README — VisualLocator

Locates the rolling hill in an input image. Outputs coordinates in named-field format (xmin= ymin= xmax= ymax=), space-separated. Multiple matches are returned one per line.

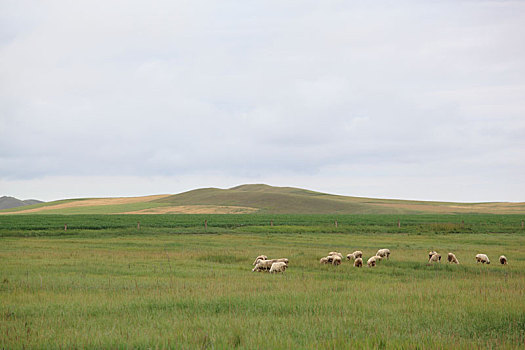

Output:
xmin=0 ymin=196 xmax=44 ymax=210
xmin=0 ymin=184 xmax=524 ymax=215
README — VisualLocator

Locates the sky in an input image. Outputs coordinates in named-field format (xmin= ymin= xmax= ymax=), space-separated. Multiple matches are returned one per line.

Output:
xmin=1 ymin=0 xmax=524 ymax=202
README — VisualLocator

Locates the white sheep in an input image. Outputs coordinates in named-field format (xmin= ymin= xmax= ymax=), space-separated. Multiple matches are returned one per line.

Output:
xmin=252 ymin=255 xmax=268 ymax=266
xmin=326 ymin=255 xmax=341 ymax=263
xmin=270 ymin=262 xmax=287 ymax=273
xmin=271 ymin=258 xmax=289 ymax=265
xmin=376 ymin=249 xmax=390 ymax=259
xmin=252 ymin=259 xmax=274 ymax=272
xmin=352 ymin=251 xmax=363 ymax=259
xmin=475 ymin=254 xmax=490 ymax=264
xmin=354 ymin=257 xmax=363 ymax=268
xmin=332 ymin=255 xmax=342 ymax=266
xmin=367 ymin=256 xmax=377 ymax=267
xmin=329 ymin=252 xmax=343 ymax=259
xmin=499 ymin=255 xmax=507 ymax=265
xmin=447 ymin=253 xmax=459 ymax=264
xmin=429 ymin=253 xmax=441 ymax=263
xmin=428 ymin=251 xmax=437 ymax=260
xmin=320 ymin=257 xmax=329 ymax=264
xmin=346 ymin=253 xmax=355 ymax=260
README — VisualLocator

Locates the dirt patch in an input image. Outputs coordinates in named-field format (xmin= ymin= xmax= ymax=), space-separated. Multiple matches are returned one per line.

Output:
xmin=123 ymin=205 xmax=259 ymax=214
xmin=6 ymin=195 xmax=171 ymax=214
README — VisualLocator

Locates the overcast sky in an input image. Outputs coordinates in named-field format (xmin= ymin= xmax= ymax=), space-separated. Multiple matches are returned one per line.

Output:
xmin=1 ymin=0 xmax=524 ymax=202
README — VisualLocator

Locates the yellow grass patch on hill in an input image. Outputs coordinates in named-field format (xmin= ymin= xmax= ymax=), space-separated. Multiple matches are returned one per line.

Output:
xmin=8 ymin=195 xmax=171 ymax=214
xmin=123 ymin=205 xmax=259 ymax=214
xmin=371 ymin=201 xmax=525 ymax=214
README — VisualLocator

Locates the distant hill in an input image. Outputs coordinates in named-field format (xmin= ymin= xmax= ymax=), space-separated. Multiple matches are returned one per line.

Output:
xmin=0 ymin=196 xmax=44 ymax=210
xmin=1 ymin=184 xmax=524 ymax=215
xmin=153 ymin=184 xmax=525 ymax=214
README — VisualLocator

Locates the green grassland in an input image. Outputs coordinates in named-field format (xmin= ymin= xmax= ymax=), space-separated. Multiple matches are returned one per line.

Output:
xmin=1 ymin=214 xmax=524 ymax=348
xmin=0 ymin=213 xmax=523 ymax=236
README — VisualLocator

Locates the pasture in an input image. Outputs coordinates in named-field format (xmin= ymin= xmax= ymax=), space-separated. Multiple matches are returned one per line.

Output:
xmin=1 ymin=214 xmax=524 ymax=349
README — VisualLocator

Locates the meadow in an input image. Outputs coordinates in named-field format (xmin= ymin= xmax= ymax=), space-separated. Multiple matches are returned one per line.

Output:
xmin=1 ymin=214 xmax=524 ymax=349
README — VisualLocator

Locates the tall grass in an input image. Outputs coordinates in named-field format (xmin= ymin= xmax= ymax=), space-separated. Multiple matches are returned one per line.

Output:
xmin=1 ymin=227 xmax=524 ymax=348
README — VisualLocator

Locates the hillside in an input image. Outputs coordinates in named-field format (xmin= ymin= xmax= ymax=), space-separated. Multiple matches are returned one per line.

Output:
xmin=0 ymin=196 xmax=44 ymax=210
xmin=1 ymin=184 xmax=524 ymax=215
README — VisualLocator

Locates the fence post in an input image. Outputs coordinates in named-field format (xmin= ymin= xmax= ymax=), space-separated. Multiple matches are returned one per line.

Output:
xmin=522 ymin=220 xmax=524 ymax=229
xmin=64 ymin=224 xmax=67 ymax=231
xmin=397 ymin=219 xmax=401 ymax=228
xmin=137 ymin=222 xmax=140 ymax=230
xmin=335 ymin=220 xmax=338 ymax=228
xmin=205 ymin=219 xmax=208 ymax=230
xmin=270 ymin=220 xmax=273 ymax=227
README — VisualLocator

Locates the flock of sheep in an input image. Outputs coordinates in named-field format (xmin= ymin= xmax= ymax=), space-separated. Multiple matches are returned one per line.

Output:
xmin=251 ymin=249 xmax=508 ymax=273
xmin=320 ymin=248 xmax=390 ymax=268
xmin=428 ymin=251 xmax=508 ymax=265
xmin=252 ymin=255 xmax=289 ymax=273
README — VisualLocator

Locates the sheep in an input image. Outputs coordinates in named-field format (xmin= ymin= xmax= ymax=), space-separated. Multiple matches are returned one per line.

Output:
xmin=429 ymin=253 xmax=441 ymax=263
xmin=252 ymin=255 xmax=268 ymax=266
xmin=269 ymin=262 xmax=287 ymax=273
xmin=367 ymin=256 xmax=377 ymax=267
xmin=447 ymin=252 xmax=459 ymax=264
xmin=321 ymin=255 xmax=342 ymax=265
xmin=327 ymin=254 xmax=343 ymax=263
xmin=499 ymin=255 xmax=507 ymax=265
xmin=428 ymin=251 xmax=438 ymax=260
xmin=252 ymin=259 xmax=274 ymax=272
xmin=270 ymin=258 xmax=289 ymax=265
xmin=476 ymin=254 xmax=490 ymax=264
xmin=329 ymin=252 xmax=343 ymax=259
xmin=332 ymin=255 xmax=342 ymax=266
xmin=354 ymin=257 xmax=363 ymax=268
xmin=376 ymin=249 xmax=391 ymax=259
xmin=347 ymin=251 xmax=363 ymax=260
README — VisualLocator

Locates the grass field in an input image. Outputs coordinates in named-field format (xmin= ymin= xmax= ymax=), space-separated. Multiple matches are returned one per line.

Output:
xmin=1 ymin=215 xmax=525 ymax=349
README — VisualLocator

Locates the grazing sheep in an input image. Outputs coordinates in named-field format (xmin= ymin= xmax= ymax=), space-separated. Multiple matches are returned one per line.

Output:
xmin=499 ymin=255 xmax=507 ymax=265
xmin=429 ymin=253 xmax=441 ymax=263
xmin=320 ymin=257 xmax=329 ymax=264
xmin=376 ymin=249 xmax=391 ymax=259
xmin=367 ymin=256 xmax=377 ymax=267
xmin=269 ymin=262 xmax=287 ymax=273
xmin=447 ymin=253 xmax=459 ymax=264
xmin=327 ymin=254 xmax=344 ymax=263
xmin=476 ymin=254 xmax=490 ymax=264
xmin=252 ymin=255 xmax=268 ymax=266
xmin=329 ymin=252 xmax=343 ymax=259
xmin=428 ymin=251 xmax=438 ymax=260
xmin=332 ymin=255 xmax=342 ymax=266
xmin=252 ymin=259 xmax=274 ymax=272
xmin=347 ymin=251 xmax=363 ymax=260
xmin=354 ymin=257 xmax=363 ymax=268
xmin=270 ymin=258 xmax=289 ymax=265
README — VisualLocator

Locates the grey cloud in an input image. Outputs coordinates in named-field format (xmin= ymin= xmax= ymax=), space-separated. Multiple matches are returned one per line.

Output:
xmin=1 ymin=0 xmax=524 ymax=200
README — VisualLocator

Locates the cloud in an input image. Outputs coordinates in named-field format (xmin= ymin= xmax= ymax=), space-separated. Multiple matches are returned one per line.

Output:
xmin=1 ymin=0 xmax=524 ymax=200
